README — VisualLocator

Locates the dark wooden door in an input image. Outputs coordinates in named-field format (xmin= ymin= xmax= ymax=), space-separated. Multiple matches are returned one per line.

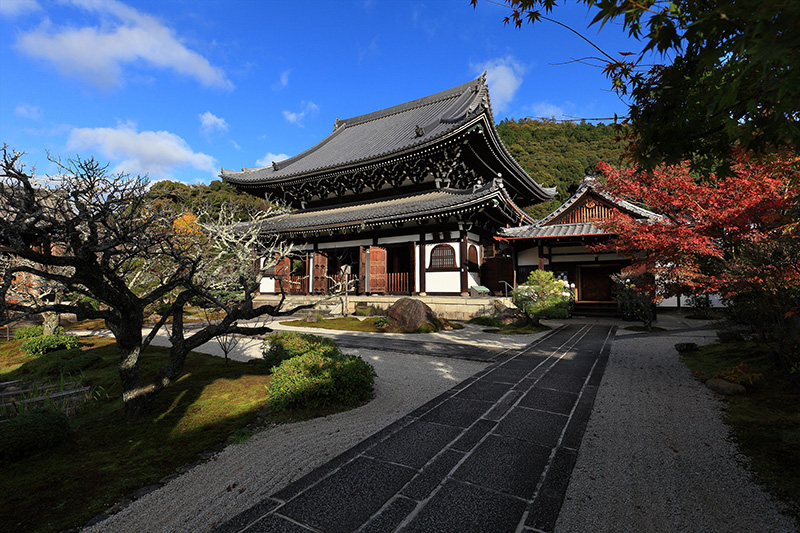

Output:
xmin=481 ymin=256 xmax=515 ymax=296
xmin=312 ymin=252 xmax=328 ymax=294
xmin=579 ymin=265 xmax=618 ymax=301
xmin=369 ymin=246 xmax=387 ymax=294
xmin=274 ymin=256 xmax=291 ymax=294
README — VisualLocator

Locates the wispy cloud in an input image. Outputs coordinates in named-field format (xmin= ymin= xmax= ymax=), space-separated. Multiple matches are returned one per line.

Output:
xmin=0 ymin=0 xmax=41 ymax=17
xmin=471 ymin=56 xmax=525 ymax=113
xmin=282 ymin=101 xmax=319 ymax=127
xmin=358 ymin=38 xmax=379 ymax=63
xmin=198 ymin=111 xmax=228 ymax=136
xmin=256 ymin=152 xmax=289 ymax=167
xmin=67 ymin=121 xmax=217 ymax=179
xmin=14 ymin=103 xmax=42 ymax=120
xmin=16 ymin=0 xmax=233 ymax=90
xmin=528 ymin=102 xmax=565 ymax=119
xmin=272 ymin=69 xmax=290 ymax=90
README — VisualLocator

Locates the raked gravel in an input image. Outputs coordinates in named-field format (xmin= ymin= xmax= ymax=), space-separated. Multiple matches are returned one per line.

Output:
xmin=84 ymin=346 xmax=487 ymax=533
xmin=555 ymin=328 xmax=797 ymax=533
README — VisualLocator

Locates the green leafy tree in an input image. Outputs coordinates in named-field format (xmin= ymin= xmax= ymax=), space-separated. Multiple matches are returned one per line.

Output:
xmin=475 ymin=0 xmax=800 ymax=175
xmin=512 ymin=269 xmax=574 ymax=324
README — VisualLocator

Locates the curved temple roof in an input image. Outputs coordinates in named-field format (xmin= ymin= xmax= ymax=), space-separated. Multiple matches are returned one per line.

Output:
xmin=221 ymin=76 xmax=554 ymax=202
xmin=256 ymin=180 xmax=533 ymax=237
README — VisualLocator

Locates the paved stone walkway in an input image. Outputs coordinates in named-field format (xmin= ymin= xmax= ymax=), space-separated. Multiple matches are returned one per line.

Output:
xmin=213 ymin=323 xmax=615 ymax=533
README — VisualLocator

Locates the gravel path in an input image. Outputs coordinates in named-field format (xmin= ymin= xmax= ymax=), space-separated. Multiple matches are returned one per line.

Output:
xmin=85 ymin=346 xmax=487 ymax=533
xmin=555 ymin=328 xmax=797 ymax=533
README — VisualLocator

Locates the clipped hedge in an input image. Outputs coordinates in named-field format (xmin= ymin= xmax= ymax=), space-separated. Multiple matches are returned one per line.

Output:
xmin=16 ymin=348 xmax=102 ymax=378
xmin=20 ymin=334 xmax=80 ymax=357
xmin=0 ymin=409 xmax=71 ymax=462
xmin=261 ymin=332 xmax=341 ymax=371
xmin=266 ymin=350 xmax=376 ymax=411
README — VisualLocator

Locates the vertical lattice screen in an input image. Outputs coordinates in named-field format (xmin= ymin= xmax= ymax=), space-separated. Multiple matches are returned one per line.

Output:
xmin=559 ymin=199 xmax=613 ymax=224
xmin=429 ymin=244 xmax=456 ymax=269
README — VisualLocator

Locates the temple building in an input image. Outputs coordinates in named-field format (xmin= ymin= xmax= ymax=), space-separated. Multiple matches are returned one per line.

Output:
xmin=222 ymin=75 xmax=556 ymax=299
xmin=498 ymin=178 xmax=660 ymax=315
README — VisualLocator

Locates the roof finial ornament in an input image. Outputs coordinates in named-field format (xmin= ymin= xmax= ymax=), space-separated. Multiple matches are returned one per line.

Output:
xmin=415 ymin=125 xmax=425 ymax=137
xmin=272 ymin=161 xmax=280 ymax=171
xmin=479 ymin=70 xmax=487 ymax=85
xmin=334 ymin=117 xmax=341 ymax=131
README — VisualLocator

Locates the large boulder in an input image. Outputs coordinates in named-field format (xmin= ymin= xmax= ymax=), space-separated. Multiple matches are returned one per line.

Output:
xmin=386 ymin=298 xmax=443 ymax=333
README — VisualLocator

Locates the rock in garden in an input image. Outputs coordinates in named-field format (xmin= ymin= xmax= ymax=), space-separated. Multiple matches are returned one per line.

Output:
xmin=706 ymin=377 xmax=746 ymax=396
xmin=387 ymin=298 xmax=441 ymax=332
xmin=674 ymin=342 xmax=698 ymax=352
xmin=498 ymin=307 xmax=526 ymax=325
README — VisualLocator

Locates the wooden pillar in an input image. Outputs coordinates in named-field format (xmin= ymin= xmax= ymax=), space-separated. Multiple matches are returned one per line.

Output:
xmin=419 ymin=232 xmax=426 ymax=295
xmin=537 ymin=243 xmax=544 ymax=270
xmin=460 ymin=230 xmax=469 ymax=296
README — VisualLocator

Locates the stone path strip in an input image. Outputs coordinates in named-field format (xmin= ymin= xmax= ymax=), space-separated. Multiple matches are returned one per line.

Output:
xmin=214 ymin=323 xmax=615 ymax=533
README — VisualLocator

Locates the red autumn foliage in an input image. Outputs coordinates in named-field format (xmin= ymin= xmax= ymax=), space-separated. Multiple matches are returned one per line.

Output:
xmin=592 ymin=152 xmax=799 ymax=297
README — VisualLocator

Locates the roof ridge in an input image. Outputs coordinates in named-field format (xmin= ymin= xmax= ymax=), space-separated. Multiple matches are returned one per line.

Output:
xmin=338 ymin=77 xmax=484 ymax=128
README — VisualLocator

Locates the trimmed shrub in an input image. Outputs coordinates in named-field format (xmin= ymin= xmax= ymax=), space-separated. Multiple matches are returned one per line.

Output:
xmin=13 ymin=325 xmax=47 ymax=339
xmin=266 ymin=351 xmax=376 ymax=411
xmin=20 ymin=334 xmax=81 ymax=357
xmin=0 ymin=409 xmax=71 ymax=461
xmin=17 ymin=349 xmax=102 ymax=378
xmin=261 ymin=332 xmax=341 ymax=371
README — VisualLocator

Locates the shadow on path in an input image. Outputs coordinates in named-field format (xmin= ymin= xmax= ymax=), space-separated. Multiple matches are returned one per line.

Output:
xmin=214 ymin=323 xmax=616 ymax=533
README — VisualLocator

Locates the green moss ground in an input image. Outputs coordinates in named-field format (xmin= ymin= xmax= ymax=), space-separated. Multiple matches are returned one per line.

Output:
xmin=680 ymin=340 xmax=800 ymax=525
xmin=0 ymin=336 xmax=354 ymax=532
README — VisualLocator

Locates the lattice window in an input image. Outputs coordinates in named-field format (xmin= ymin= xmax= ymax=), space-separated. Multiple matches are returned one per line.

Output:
xmin=429 ymin=244 xmax=456 ymax=270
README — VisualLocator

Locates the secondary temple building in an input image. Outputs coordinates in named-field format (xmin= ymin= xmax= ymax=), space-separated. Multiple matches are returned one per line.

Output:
xmin=222 ymin=76 xmax=657 ymax=311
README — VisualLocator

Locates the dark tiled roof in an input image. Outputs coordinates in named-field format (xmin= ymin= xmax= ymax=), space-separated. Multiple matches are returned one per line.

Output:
xmin=257 ymin=180 xmax=530 ymax=236
xmin=222 ymin=78 xmax=490 ymax=185
xmin=501 ymin=222 xmax=611 ymax=239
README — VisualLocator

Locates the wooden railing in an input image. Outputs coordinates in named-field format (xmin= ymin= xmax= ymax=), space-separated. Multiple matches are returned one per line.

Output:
xmin=388 ymin=272 xmax=409 ymax=294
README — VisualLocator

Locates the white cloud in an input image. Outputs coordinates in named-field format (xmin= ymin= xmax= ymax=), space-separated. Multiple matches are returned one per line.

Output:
xmin=16 ymin=0 xmax=232 ymax=90
xmin=282 ymin=101 xmax=319 ymax=127
xmin=256 ymin=152 xmax=289 ymax=168
xmin=472 ymin=56 xmax=525 ymax=113
xmin=530 ymin=102 xmax=565 ymax=119
xmin=272 ymin=70 xmax=290 ymax=90
xmin=198 ymin=111 xmax=228 ymax=135
xmin=357 ymin=38 xmax=379 ymax=63
xmin=67 ymin=121 xmax=217 ymax=179
xmin=14 ymin=103 xmax=42 ymax=120
xmin=0 ymin=0 xmax=41 ymax=17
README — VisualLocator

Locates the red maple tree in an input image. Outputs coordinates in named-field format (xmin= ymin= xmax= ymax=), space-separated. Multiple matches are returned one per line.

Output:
xmin=594 ymin=152 xmax=799 ymax=298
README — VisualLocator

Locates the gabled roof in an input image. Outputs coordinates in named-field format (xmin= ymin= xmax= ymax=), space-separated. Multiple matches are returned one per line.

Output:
xmin=499 ymin=177 xmax=660 ymax=239
xmin=256 ymin=179 xmax=533 ymax=237
xmin=221 ymin=76 xmax=555 ymax=203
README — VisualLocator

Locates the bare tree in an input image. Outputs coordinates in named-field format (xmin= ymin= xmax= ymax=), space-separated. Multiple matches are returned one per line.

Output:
xmin=0 ymin=147 xmax=303 ymax=421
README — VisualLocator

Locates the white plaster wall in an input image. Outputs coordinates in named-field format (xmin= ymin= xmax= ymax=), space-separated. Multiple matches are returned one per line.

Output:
xmin=378 ymin=235 xmax=417 ymax=245
xmin=426 ymin=271 xmax=461 ymax=293
xmin=317 ymin=239 xmax=372 ymax=250
xmin=468 ymin=272 xmax=480 ymax=288
xmin=659 ymin=293 xmax=726 ymax=308
xmin=260 ymin=277 xmax=275 ymax=294
xmin=415 ymin=245 xmax=421 ymax=293
xmin=518 ymin=247 xmax=546 ymax=266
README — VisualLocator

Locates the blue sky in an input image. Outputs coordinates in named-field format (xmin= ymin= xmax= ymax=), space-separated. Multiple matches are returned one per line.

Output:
xmin=0 ymin=0 xmax=642 ymax=184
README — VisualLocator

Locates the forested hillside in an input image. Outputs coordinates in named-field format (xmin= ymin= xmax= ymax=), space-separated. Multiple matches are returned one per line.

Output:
xmin=148 ymin=179 xmax=270 ymax=220
xmin=496 ymin=119 xmax=627 ymax=219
